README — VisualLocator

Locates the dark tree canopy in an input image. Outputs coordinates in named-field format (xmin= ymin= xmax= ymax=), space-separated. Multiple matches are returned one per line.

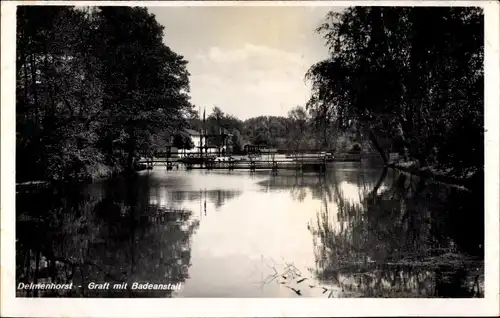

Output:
xmin=305 ymin=7 xmax=483 ymax=178
xmin=16 ymin=6 xmax=193 ymax=181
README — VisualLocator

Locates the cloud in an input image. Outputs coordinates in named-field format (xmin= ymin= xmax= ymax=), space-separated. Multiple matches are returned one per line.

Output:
xmin=189 ymin=44 xmax=312 ymax=119
xmin=200 ymin=44 xmax=302 ymax=65
xmin=146 ymin=6 xmax=333 ymax=119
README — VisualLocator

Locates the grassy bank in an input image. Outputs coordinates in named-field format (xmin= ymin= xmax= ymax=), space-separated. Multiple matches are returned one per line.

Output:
xmin=82 ymin=162 xmax=125 ymax=181
xmin=386 ymin=160 xmax=482 ymax=191
xmin=16 ymin=162 xmax=125 ymax=191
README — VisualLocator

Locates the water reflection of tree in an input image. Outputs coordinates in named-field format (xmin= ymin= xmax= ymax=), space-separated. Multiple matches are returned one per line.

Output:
xmin=263 ymin=169 xmax=378 ymax=204
xmin=310 ymin=169 xmax=484 ymax=297
xmin=151 ymin=188 xmax=242 ymax=210
xmin=16 ymin=175 xmax=200 ymax=297
xmin=207 ymin=189 xmax=241 ymax=209
xmin=263 ymin=172 xmax=332 ymax=203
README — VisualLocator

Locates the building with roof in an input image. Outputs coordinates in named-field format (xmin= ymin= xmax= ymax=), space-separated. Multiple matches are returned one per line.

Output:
xmin=182 ymin=128 xmax=218 ymax=156
xmin=175 ymin=126 xmax=235 ymax=157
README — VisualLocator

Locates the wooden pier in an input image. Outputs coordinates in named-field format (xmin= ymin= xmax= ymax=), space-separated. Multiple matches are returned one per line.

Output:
xmin=185 ymin=159 xmax=327 ymax=172
xmin=137 ymin=153 xmax=329 ymax=172
xmin=136 ymin=158 xmax=180 ymax=170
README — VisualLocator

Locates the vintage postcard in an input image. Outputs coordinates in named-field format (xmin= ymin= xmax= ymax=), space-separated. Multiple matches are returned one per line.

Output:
xmin=1 ymin=0 xmax=499 ymax=317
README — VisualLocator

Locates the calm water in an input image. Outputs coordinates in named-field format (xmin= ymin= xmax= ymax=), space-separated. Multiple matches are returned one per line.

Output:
xmin=16 ymin=162 xmax=484 ymax=298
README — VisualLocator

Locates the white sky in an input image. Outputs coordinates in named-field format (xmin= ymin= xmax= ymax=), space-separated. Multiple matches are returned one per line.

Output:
xmin=147 ymin=6 xmax=339 ymax=120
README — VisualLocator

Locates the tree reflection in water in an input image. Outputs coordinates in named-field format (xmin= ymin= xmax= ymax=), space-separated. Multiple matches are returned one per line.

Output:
xmin=16 ymin=168 xmax=484 ymax=298
xmin=160 ymin=189 xmax=242 ymax=210
xmin=16 ymin=175 xmax=200 ymax=297
xmin=308 ymin=168 xmax=484 ymax=298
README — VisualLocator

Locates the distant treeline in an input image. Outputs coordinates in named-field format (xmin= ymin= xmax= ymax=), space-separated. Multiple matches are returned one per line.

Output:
xmin=169 ymin=105 xmax=366 ymax=155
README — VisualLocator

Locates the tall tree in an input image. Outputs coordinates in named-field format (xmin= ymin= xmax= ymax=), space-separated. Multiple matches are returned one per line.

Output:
xmin=94 ymin=6 xmax=193 ymax=170
xmin=306 ymin=7 xmax=483 ymax=177
xmin=288 ymin=106 xmax=311 ymax=151
xmin=16 ymin=6 xmax=194 ymax=180
xmin=16 ymin=6 xmax=105 ymax=180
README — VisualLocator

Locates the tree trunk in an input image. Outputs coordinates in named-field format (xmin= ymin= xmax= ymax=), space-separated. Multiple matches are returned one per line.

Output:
xmin=370 ymin=167 xmax=388 ymax=199
xmin=127 ymin=149 xmax=135 ymax=171
xmin=126 ymin=130 xmax=136 ymax=171
xmin=368 ymin=129 xmax=388 ymax=164
xmin=30 ymin=53 xmax=40 ymax=125
xmin=320 ymin=113 xmax=328 ymax=149
xmin=359 ymin=120 xmax=388 ymax=164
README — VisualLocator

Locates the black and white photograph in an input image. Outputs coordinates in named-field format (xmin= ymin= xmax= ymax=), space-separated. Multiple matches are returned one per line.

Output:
xmin=1 ymin=0 xmax=499 ymax=317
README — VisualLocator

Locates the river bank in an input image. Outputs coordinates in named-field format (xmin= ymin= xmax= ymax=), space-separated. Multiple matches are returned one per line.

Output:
xmin=386 ymin=160 xmax=482 ymax=191
xmin=16 ymin=162 xmax=125 ymax=192
xmin=16 ymin=157 xmax=482 ymax=194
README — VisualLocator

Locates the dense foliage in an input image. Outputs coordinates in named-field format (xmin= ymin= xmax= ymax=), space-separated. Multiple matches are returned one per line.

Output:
xmin=16 ymin=6 xmax=193 ymax=181
xmin=305 ymin=7 xmax=484 ymax=179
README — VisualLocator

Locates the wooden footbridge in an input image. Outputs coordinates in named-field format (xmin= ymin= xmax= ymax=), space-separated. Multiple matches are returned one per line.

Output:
xmin=136 ymin=157 xmax=180 ymax=170
xmin=137 ymin=151 xmax=329 ymax=172
xmin=137 ymin=157 xmax=327 ymax=172
xmin=186 ymin=159 xmax=327 ymax=172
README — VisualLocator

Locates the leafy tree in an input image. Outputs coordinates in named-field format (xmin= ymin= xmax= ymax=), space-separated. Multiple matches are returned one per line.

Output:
xmin=94 ymin=6 xmax=193 ymax=170
xmin=16 ymin=6 xmax=105 ymax=181
xmin=230 ymin=129 xmax=245 ymax=154
xmin=287 ymin=106 xmax=311 ymax=151
xmin=16 ymin=6 xmax=193 ymax=181
xmin=210 ymin=106 xmax=225 ymax=127
xmin=173 ymin=132 xmax=194 ymax=154
xmin=306 ymin=7 xmax=483 ymax=178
